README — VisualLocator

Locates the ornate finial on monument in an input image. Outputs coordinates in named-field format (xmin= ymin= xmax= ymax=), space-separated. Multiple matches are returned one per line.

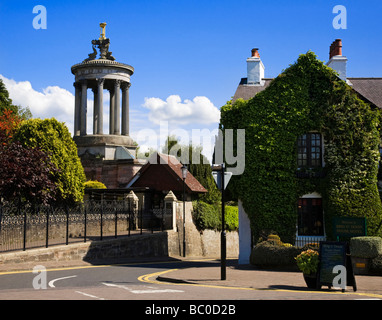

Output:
xmin=83 ymin=22 xmax=116 ymax=62
xmin=99 ymin=22 xmax=107 ymax=40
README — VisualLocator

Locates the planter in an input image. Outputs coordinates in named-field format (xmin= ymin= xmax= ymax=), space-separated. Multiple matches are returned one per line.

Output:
xmin=303 ymin=273 xmax=320 ymax=289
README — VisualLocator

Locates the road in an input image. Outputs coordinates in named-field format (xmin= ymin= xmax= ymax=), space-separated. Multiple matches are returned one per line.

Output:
xmin=0 ymin=258 xmax=380 ymax=315
xmin=0 ymin=260 xmax=246 ymax=301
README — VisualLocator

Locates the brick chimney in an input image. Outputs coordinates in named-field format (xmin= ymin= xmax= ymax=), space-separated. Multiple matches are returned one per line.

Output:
xmin=326 ymin=39 xmax=347 ymax=81
xmin=329 ymin=39 xmax=342 ymax=59
xmin=247 ymin=48 xmax=265 ymax=85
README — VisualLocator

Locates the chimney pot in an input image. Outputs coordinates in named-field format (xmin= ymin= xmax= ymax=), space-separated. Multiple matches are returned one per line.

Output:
xmin=251 ymin=48 xmax=260 ymax=58
xmin=329 ymin=39 xmax=342 ymax=59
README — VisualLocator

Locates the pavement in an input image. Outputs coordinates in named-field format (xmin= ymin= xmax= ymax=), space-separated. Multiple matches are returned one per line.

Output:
xmin=154 ymin=259 xmax=382 ymax=299
xmin=1 ymin=257 xmax=382 ymax=300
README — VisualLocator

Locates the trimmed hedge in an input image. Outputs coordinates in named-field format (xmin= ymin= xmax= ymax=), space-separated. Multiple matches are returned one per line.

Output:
xmin=84 ymin=180 xmax=107 ymax=190
xmin=192 ymin=201 xmax=238 ymax=231
xmin=250 ymin=240 xmax=301 ymax=268
xmin=350 ymin=236 xmax=382 ymax=258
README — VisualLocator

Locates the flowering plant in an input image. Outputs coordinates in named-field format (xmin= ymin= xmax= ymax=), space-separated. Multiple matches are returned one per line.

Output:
xmin=295 ymin=249 xmax=319 ymax=275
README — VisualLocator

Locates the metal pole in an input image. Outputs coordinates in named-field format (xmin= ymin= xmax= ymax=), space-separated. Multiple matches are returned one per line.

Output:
xmin=221 ymin=163 xmax=226 ymax=280
xmin=114 ymin=197 xmax=118 ymax=239
xmin=84 ymin=202 xmax=87 ymax=243
xmin=65 ymin=205 xmax=69 ymax=245
xmin=183 ymin=177 xmax=186 ymax=257
xmin=46 ymin=206 xmax=49 ymax=248
xmin=100 ymin=198 xmax=103 ymax=241
xmin=21 ymin=197 xmax=26 ymax=251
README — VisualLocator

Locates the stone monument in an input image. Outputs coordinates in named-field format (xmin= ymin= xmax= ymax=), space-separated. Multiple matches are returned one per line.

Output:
xmin=71 ymin=23 xmax=142 ymax=188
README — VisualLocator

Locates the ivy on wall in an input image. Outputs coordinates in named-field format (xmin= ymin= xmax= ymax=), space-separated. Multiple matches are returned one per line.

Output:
xmin=220 ymin=51 xmax=382 ymax=242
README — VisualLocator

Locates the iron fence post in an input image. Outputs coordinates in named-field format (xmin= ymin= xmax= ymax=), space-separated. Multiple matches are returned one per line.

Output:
xmin=21 ymin=197 xmax=26 ymax=251
xmin=114 ymin=197 xmax=118 ymax=239
xmin=100 ymin=199 xmax=103 ymax=241
xmin=45 ymin=206 xmax=50 ymax=248
xmin=65 ymin=205 xmax=69 ymax=245
xmin=84 ymin=202 xmax=87 ymax=243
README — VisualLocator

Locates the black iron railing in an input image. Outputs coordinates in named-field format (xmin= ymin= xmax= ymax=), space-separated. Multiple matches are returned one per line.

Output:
xmin=0 ymin=200 xmax=173 ymax=253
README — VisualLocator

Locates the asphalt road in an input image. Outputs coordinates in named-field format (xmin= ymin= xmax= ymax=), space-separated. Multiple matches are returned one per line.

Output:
xmin=0 ymin=258 xmax=379 ymax=318
xmin=0 ymin=260 xmax=246 ymax=300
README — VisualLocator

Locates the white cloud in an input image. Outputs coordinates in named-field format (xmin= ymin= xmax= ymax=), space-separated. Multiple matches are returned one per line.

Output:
xmin=142 ymin=94 xmax=220 ymax=126
xmin=1 ymin=74 xmax=75 ymax=133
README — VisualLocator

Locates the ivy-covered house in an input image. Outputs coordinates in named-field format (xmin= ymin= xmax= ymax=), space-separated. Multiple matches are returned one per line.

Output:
xmin=220 ymin=39 xmax=382 ymax=263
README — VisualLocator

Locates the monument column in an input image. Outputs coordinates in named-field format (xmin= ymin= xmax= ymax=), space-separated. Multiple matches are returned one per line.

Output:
xmin=109 ymin=87 xmax=115 ymax=134
xmin=92 ymin=87 xmax=98 ymax=135
xmin=121 ymin=82 xmax=130 ymax=136
xmin=96 ymin=78 xmax=104 ymax=134
xmin=74 ymin=82 xmax=81 ymax=136
xmin=114 ymin=80 xmax=121 ymax=135
xmin=80 ymin=80 xmax=88 ymax=136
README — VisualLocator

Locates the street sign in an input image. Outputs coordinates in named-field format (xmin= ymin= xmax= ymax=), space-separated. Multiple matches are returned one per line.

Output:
xmin=212 ymin=171 xmax=232 ymax=190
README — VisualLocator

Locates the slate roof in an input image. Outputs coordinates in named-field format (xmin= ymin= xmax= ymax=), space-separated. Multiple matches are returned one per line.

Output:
xmin=348 ymin=78 xmax=382 ymax=109
xmin=232 ymin=77 xmax=382 ymax=109
xmin=127 ymin=153 xmax=207 ymax=194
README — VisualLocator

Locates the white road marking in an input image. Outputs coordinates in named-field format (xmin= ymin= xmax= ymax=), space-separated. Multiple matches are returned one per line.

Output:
xmin=48 ymin=275 xmax=77 ymax=288
xmin=102 ymin=282 xmax=184 ymax=294
xmin=75 ymin=291 xmax=105 ymax=300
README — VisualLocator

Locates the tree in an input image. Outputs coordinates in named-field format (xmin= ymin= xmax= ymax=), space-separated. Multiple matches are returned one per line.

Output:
xmin=14 ymin=118 xmax=86 ymax=204
xmin=0 ymin=79 xmax=32 ymax=120
xmin=0 ymin=109 xmax=21 ymax=145
xmin=162 ymin=135 xmax=220 ymax=204
xmin=0 ymin=142 xmax=57 ymax=204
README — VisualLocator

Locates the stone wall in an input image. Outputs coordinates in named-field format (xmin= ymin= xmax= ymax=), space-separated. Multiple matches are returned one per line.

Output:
xmin=167 ymin=201 xmax=239 ymax=258
xmin=0 ymin=201 xmax=239 ymax=267
xmin=0 ymin=232 xmax=169 ymax=266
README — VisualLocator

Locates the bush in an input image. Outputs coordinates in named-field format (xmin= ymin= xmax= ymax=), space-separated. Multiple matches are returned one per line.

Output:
xmin=84 ymin=180 xmax=107 ymax=189
xmin=192 ymin=201 xmax=238 ymax=231
xmin=14 ymin=118 xmax=86 ymax=204
xmin=370 ymin=255 xmax=382 ymax=275
xmin=350 ymin=236 xmax=382 ymax=258
xmin=250 ymin=240 xmax=301 ymax=268
xmin=225 ymin=206 xmax=239 ymax=231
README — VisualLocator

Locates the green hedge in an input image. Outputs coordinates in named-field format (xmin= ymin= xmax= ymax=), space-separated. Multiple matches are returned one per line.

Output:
xmin=192 ymin=201 xmax=238 ymax=231
xmin=350 ymin=236 xmax=382 ymax=258
xmin=250 ymin=240 xmax=301 ymax=268
xmin=84 ymin=180 xmax=107 ymax=189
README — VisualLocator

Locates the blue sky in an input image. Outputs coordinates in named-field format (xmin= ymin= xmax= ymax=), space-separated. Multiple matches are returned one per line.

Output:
xmin=0 ymin=0 xmax=381 ymax=159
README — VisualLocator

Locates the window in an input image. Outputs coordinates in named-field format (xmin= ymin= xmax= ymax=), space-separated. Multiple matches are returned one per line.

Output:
xmin=298 ymin=198 xmax=324 ymax=236
xmin=297 ymin=133 xmax=322 ymax=167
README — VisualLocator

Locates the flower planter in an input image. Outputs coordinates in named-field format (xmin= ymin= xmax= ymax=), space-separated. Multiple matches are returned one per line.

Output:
xmin=303 ymin=273 xmax=320 ymax=289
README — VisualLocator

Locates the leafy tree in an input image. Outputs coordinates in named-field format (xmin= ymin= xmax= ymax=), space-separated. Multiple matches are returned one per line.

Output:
xmin=0 ymin=79 xmax=32 ymax=120
xmin=162 ymin=135 xmax=220 ymax=204
xmin=0 ymin=142 xmax=57 ymax=204
xmin=0 ymin=109 xmax=21 ymax=145
xmin=14 ymin=118 xmax=86 ymax=204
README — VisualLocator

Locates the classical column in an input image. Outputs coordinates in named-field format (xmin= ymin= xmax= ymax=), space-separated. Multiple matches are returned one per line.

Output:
xmin=92 ymin=87 xmax=98 ymax=135
xmin=114 ymin=80 xmax=121 ymax=135
xmin=80 ymin=80 xmax=87 ymax=136
xmin=96 ymin=78 xmax=104 ymax=134
xmin=121 ymin=82 xmax=130 ymax=136
xmin=73 ymin=82 xmax=81 ymax=136
xmin=109 ymin=87 xmax=115 ymax=134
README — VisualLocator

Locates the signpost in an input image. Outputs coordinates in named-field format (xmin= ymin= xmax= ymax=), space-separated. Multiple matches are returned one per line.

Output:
xmin=317 ymin=241 xmax=357 ymax=292
xmin=211 ymin=164 xmax=232 ymax=280
xmin=333 ymin=217 xmax=367 ymax=240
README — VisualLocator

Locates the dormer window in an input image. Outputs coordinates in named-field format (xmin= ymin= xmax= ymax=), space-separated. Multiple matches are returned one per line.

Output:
xmin=297 ymin=133 xmax=322 ymax=168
